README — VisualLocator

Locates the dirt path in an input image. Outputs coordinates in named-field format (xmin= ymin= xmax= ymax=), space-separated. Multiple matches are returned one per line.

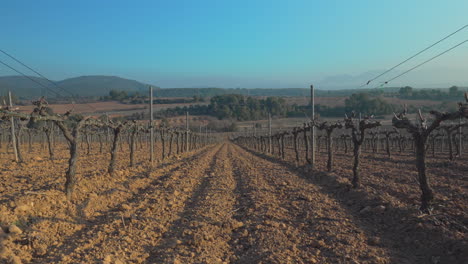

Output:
xmin=3 ymin=141 xmax=465 ymax=263
xmin=227 ymin=143 xmax=388 ymax=264
xmin=36 ymin=144 xmax=225 ymax=263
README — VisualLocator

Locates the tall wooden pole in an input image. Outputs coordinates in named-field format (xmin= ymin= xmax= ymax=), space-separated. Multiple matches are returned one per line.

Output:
xmin=268 ymin=112 xmax=272 ymax=154
xmin=149 ymin=86 xmax=154 ymax=164
xmin=459 ymin=116 xmax=463 ymax=157
xmin=310 ymin=85 xmax=315 ymax=168
xmin=185 ymin=111 xmax=189 ymax=152
xmin=9 ymin=91 xmax=19 ymax=162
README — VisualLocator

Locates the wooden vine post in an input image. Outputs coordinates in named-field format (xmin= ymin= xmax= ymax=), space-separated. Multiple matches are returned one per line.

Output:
xmin=310 ymin=84 xmax=316 ymax=168
xmin=8 ymin=91 xmax=19 ymax=162
xmin=440 ymin=123 xmax=467 ymax=160
xmin=149 ymin=86 xmax=154 ymax=165
xmin=185 ymin=112 xmax=189 ymax=152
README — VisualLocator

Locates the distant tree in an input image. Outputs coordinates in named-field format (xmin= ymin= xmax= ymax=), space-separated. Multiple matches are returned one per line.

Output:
xmin=449 ymin=86 xmax=459 ymax=97
xmin=345 ymin=93 xmax=394 ymax=116
xmin=399 ymin=86 xmax=413 ymax=97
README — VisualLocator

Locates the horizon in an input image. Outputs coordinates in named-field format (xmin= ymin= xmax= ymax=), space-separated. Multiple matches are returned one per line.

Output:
xmin=1 ymin=1 xmax=468 ymax=89
xmin=1 ymin=74 xmax=467 ymax=92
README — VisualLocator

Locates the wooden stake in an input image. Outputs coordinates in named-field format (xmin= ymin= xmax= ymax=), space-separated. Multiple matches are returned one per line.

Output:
xmin=268 ymin=112 xmax=272 ymax=154
xmin=9 ymin=91 xmax=18 ymax=162
xmin=185 ymin=111 xmax=189 ymax=152
xmin=310 ymin=85 xmax=316 ymax=168
xmin=149 ymin=86 xmax=154 ymax=164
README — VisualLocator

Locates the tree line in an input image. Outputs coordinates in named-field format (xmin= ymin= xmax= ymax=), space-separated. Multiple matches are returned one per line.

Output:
xmin=131 ymin=93 xmax=397 ymax=121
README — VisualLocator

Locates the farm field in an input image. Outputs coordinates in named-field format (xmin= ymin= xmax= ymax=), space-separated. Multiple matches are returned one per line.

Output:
xmin=1 ymin=140 xmax=466 ymax=263
xmin=16 ymin=101 xmax=209 ymax=117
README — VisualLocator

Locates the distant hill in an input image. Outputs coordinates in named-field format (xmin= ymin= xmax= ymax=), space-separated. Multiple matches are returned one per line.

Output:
xmin=0 ymin=76 xmax=51 ymax=98
xmin=0 ymin=75 xmax=156 ymax=98
xmin=1 ymin=75 xmax=465 ymax=99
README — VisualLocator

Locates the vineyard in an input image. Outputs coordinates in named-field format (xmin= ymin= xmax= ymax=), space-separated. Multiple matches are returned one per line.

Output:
xmin=0 ymin=96 xmax=467 ymax=264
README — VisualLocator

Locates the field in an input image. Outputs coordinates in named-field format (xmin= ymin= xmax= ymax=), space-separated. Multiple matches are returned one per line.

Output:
xmin=283 ymin=96 xmax=442 ymax=108
xmin=16 ymin=101 xmax=209 ymax=117
xmin=1 ymin=138 xmax=466 ymax=263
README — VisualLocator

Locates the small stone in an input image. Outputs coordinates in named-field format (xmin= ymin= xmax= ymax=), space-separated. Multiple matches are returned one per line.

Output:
xmin=431 ymin=256 xmax=440 ymax=264
xmin=14 ymin=205 xmax=31 ymax=214
xmin=231 ymin=220 xmax=244 ymax=230
xmin=10 ymin=255 xmax=23 ymax=264
xmin=311 ymin=248 xmax=321 ymax=256
xmin=374 ymin=205 xmax=386 ymax=213
xmin=310 ymin=240 xmax=326 ymax=248
xmin=8 ymin=224 xmax=22 ymax=234
xmin=241 ymin=229 xmax=249 ymax=237
xmin=34 ymin=244 xmax=47 ymax=256
xmin=167 ymin=238 xmax=182 ymax=248
xmin=121 ymin=204 xmax=131 ymax=211
xmin=359 ymin=206 xmax=372 ymax=214
xmin=103 ymin=255 xmax=112 ymax=264
xmin=368 ymin=236 xmax=380 ymax=246
xmin=114 ymin=258 xmax=124 ymax=264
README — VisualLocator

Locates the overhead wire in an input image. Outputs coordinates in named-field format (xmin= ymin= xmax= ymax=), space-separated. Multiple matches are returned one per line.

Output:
xmin=361 ymin=24 xmax=468 ymax=87
xmin=0 ymin=58 xmax=62 ymax=97
xmin=375 ymin=39 xmax=468 ymax=88
xmin=0 ymin=49 xmax=98 ymax=111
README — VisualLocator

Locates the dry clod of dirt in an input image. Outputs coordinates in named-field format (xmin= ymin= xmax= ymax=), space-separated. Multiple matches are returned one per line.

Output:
xmin=7 ymin=225 xmax=22 ymax=235
xmin=359 ymin=206 xmax=372 ymax=214
xmin=310 ymin=239 xmax=326 ymax=248
xmin=14 ymin=205 xmax=31 ymax=214
xmin=368 ymin=236 xmax=381 ymax=246
xmin=229 ymin=220 xmax=244 ymax=230
xmin=120 ymin=203 xmax=131 ymax=211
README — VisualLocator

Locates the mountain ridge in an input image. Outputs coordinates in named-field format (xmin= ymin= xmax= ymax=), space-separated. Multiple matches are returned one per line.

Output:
xmin=0 ymin=75 xmax=158 ymax=98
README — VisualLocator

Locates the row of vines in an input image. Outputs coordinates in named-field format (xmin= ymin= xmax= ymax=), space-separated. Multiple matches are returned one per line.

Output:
xmin=232 ymin=94 xmax=468 ymax=213
xmin=0 ymin=98 xmax=221 ymax=200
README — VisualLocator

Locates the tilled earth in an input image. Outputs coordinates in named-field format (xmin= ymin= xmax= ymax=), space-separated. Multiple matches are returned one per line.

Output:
xmin=0 ymin=142 xmax=467 ymax=263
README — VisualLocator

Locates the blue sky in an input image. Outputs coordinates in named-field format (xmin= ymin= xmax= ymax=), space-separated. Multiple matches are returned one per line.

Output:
xmin=1 ymin=0 xmax=467 ymax=88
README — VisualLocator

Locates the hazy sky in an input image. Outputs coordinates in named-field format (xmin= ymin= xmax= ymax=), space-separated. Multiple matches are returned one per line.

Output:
xmin=1 ymin=0 xmax=467 ymax=89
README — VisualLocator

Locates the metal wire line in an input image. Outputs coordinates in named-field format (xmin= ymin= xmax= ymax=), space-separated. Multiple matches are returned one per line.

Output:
xmin=0 ymin=49 xmax=98 ymax=111
xmin=363 ymin=24 xmax=468 ymax=87
xmin=378 ymin=39 xmax=468 ymax=87
xmin=0 ymin=58 xmax=62 ymax=97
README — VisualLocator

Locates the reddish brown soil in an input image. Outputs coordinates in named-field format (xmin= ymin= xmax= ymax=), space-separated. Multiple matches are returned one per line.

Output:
xmin=16 ymin=101 xmax=208 ymax=116
xmin=0 ymin=142 xmax=466 ymax=263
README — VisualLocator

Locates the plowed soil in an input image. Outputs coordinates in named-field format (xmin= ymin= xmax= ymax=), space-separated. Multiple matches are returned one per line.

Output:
xmin=0 ymin=142 xmax=466 ymax=263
